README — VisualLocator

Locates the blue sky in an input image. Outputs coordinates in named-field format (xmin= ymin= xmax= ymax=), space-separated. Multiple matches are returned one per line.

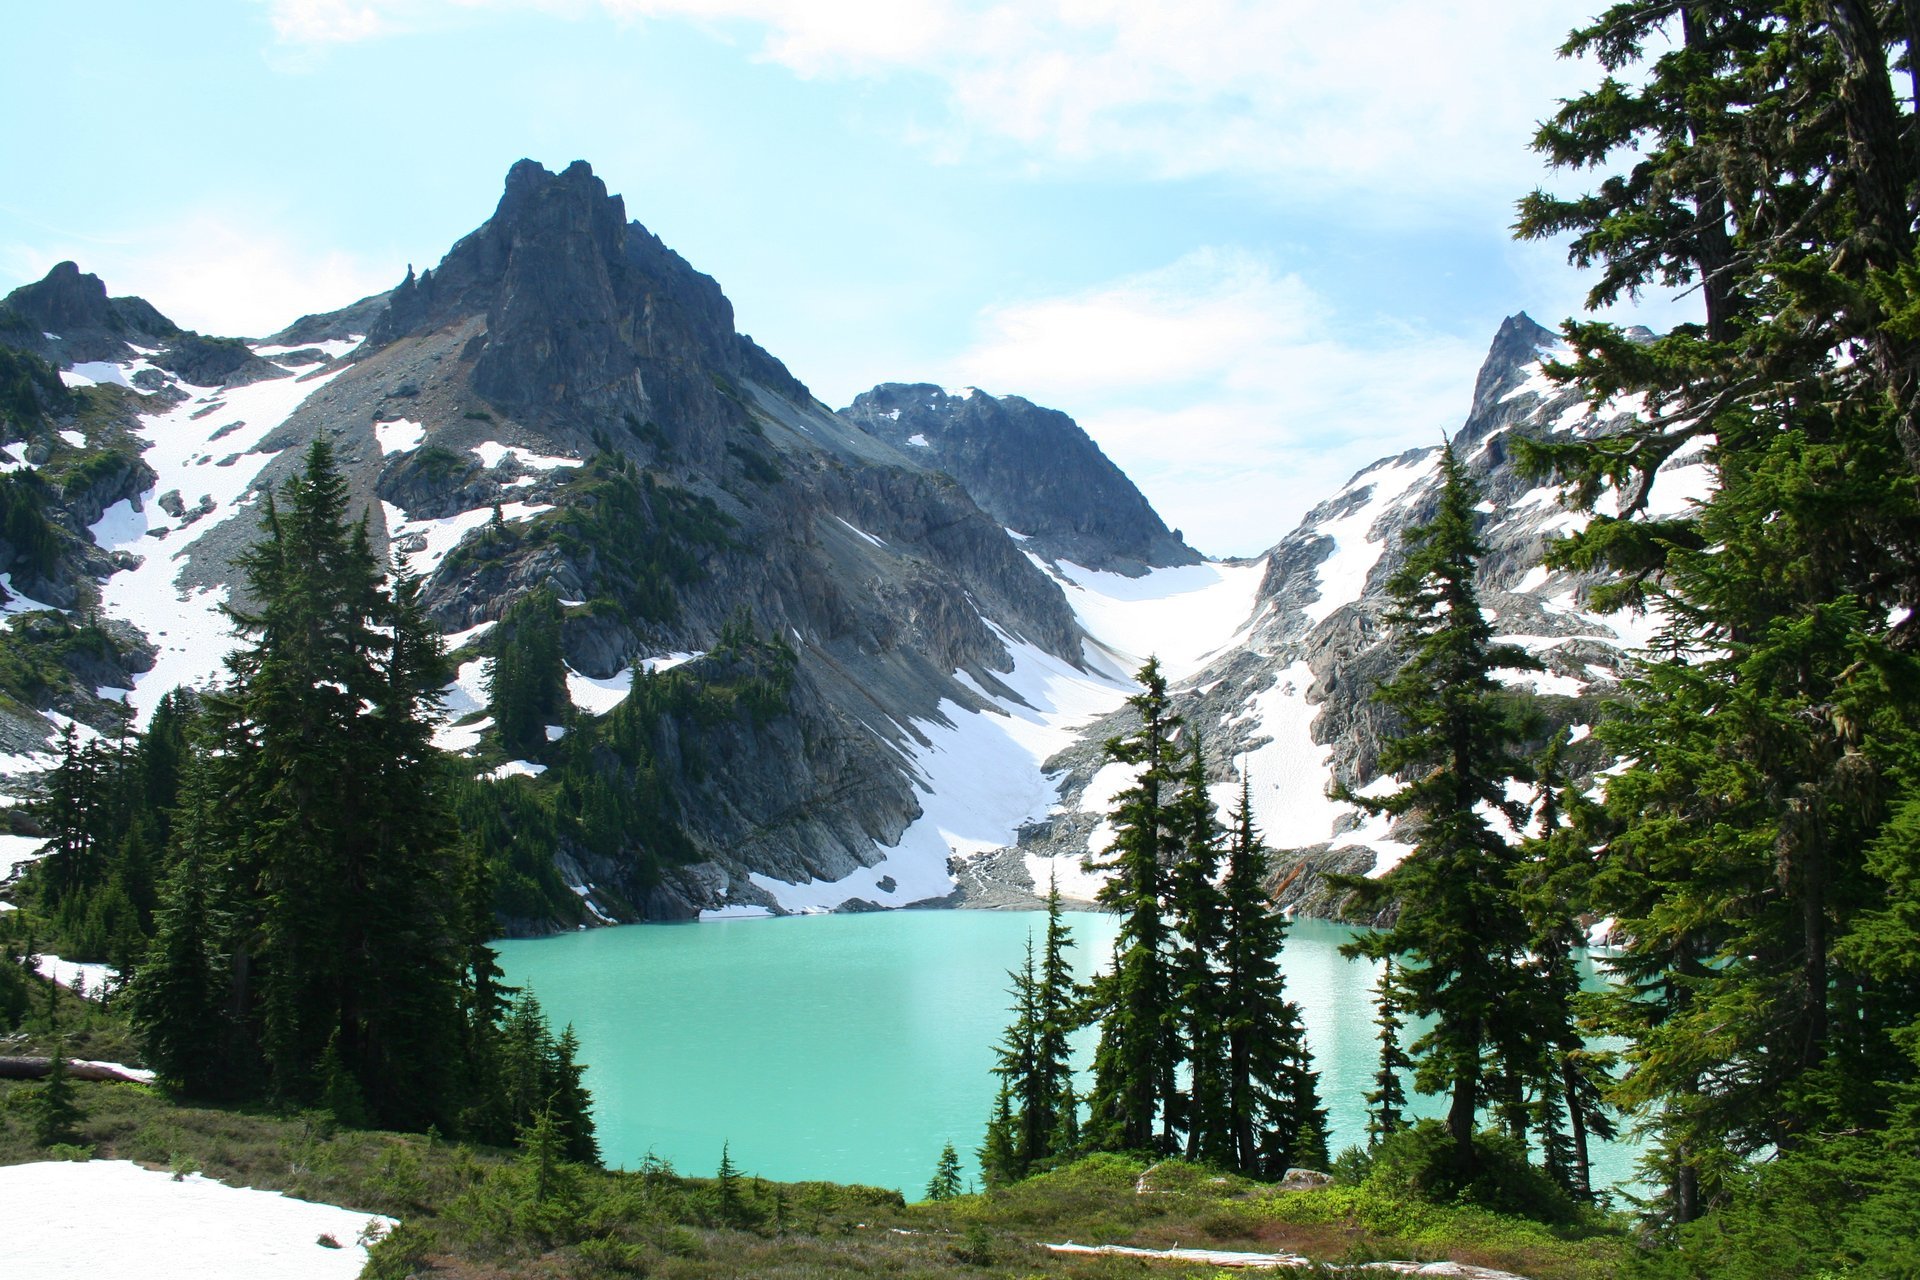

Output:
xmin=0 ymin=1 xmax=1690 ymax=556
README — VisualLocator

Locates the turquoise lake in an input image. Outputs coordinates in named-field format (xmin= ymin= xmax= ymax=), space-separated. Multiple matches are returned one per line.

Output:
xmin=495 ymin=911 xmax=1637 ymax=1196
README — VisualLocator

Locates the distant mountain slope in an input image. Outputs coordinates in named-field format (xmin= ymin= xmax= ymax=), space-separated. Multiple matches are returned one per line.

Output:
xmin=841 ymin=383 xmax=1200 ymax=573
xmin=997 ymin=313 xmax=1696 ymax=915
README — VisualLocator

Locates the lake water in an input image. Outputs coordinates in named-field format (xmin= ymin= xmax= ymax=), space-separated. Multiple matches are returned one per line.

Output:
xmin=495 ymin=910 xmax=1638 ymax=1196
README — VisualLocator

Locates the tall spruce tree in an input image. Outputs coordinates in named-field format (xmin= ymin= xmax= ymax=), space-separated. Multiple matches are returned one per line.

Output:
xmin=131 ymin=441 xmax=507 ymax=1132
xmin=1082 ymin=657 xmax=1184 ymax=1154
xmin=1516 ymin=2 xmax=1920 ymax=1226
xmin=1168 ymin=741 xmax=1230 ymax=1166
xmin=1218 ymin=777 xmax=1324 ymax=1176
xmin=1364 ymin=960 xmax=1410 ymax=1146
xmin=1336 ymin=444 xmax=1544 ymax=1175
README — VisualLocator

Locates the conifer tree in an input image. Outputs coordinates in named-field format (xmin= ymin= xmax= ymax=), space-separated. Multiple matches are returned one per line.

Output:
xmin=1364 ymin=960 xmax=1410 ymax=1146
xmin=1515 ymin=4 xmax=1920 ymax=1224
xmin=926 ymin=1142 xmax=963 ymax=1201
xmin=1218 ymin=777 xmax=1324 ymax=1175
xmin=30 ymin=1034 xmax=82 ymax=1147
xmin=1168 ymin=742 xmax=1229 ymax=1165
xmin=1083 ymin=657 xmax=1184 ymax=1154
xmin=1337 ymin=444 xmax=1543 ymax=1176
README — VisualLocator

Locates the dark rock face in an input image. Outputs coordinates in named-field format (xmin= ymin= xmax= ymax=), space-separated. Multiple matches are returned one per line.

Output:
xmin=841 ymin=383 xmax=1200 ymax=574
xmin=152 ymin=334 xmax=284 ymax=388
xmin=0 ymin=261 xmax=180 ymax=364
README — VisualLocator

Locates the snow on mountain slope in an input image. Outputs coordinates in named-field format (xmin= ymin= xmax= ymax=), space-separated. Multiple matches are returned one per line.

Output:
xmin=750 ymin=559 xmax=1267 ymax=912
xmin=82 ymin=350 xmax=355 ymax=727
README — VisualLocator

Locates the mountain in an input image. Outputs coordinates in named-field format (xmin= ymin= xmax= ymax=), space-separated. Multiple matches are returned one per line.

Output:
xmin=0 ymin=160 xmax=1218 ymax=928
xmin=840 ymin=384 xmax=1200 ymax=574
xmin=0 ymin=160 xmax=1675 ymax=931
xmin=989 ymin=313 xmax=1698 ymax=917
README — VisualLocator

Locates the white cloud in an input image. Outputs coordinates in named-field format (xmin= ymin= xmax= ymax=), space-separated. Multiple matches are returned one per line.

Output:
xmin=262 ymin=0 xmax=1599 ymax=210
xmin=3 ymin=214 xmax=395 ymax=339
xmin=938 ymin=249 xmax=1483 ymax=557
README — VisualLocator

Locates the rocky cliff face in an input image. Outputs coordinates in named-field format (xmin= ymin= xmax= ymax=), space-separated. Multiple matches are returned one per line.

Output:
xmin=840 ymin=383 xmax=1200 ymax=574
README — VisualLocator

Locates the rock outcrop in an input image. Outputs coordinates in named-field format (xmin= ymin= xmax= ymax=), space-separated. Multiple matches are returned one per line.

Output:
xmin=841 ymin=383 xmax=1200 ymax=574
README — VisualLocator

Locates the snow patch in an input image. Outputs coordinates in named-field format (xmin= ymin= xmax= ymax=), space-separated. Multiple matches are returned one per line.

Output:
xmin=61 ymin=361 xmax=133 ymax=388
xmin=0 ymin=1159 xmax=393 ymax=1280
xmin=35 ymin=953 xmax=117 ymax=994
xmin=1303 ymin=456 xmax=1432 ymax=625
xmin=372 ymin=418 xmax=424 ymax=456
xmin=753 ymin=625 xmax=1133 ymax=913
xmin=0 ymin=831 xmax=48 ymax=880
xmin=905 ymin=433 xmax=930 ymax=447
xmin=484 ymin=759 xmax=547 ymax=782
xmin=833 ymin=516 xmax=886 ymax=548
xmin=566 ymin=666 xmax=632 ymax=715
xmin=699 ymin=904 xmax=775 ymax=921
xmin=1047 ymin=558 xmax=1267 ymax=682
xmin=471 ymin=441 xmax=583 ymax=471
xmin=90 ymin=365 xmax=350 ymax=726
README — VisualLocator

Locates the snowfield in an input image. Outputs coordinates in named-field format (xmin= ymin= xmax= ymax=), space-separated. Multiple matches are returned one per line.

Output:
xmin=0 ymin=1160 xmax=394 ymax=1280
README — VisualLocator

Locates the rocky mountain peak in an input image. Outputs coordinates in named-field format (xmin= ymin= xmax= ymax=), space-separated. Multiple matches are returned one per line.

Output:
xmin=1466 ymin=311 xmax=1561 ymax=426
xmin=839 ymin=382 xmax=1201 ymax=574
xmin=361 ymin=159 xmax=779 ymax=464
xmin=2 ymin=261 xmax=179 ymax=363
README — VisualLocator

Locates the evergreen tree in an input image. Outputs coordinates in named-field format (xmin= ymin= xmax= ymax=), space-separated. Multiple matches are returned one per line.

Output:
xmin=1168 ymin=742 xmax=1230 ymax=1166
xmin=926 ymin=1142 xmax=963 ymax=1201
xmin=1364 ymin=960 xmax=1410 ymax=1146
xmin=1218 ymin=777 xmax=1324 ymax=1176
xmin=31 ymin=1034 xmax=82 ymax=1147
xmin=487 ymin=589 xmax=566 ymax=758
xmin=1083 ymin=657 xmax=1184 ymax=1154
xmin=130 ymin=440 xmax=549 ymax=1138
xmin=1336 ymin=444 xmax=1544 ymax=1176
xmin=1514 ymin=4 xmax=1920 ymax=1225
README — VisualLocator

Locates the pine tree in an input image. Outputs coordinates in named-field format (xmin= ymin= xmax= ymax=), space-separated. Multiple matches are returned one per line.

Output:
xmin=488 ymin=589 xmax=566 ymax=758
xmin=1336 ymin=444 xmax=1544 ymax=1176
xmin=1083 ymin=657 xmax=1184 ymax=1155
xmin=1218 ymin=777 xmax=1324 ymax=1176
xmin=1168 ymin=742 xmax=1230 ymax=1166
xmin=132 ymin=440 xmax=536 ymax=1137
xmin=1364 ymin=962 xmax=1410 ymax=1146
xmin=926 ymin=1142 xmax=963 ymax=1201
xmin=1513 ymin=6 xmax=1920 ymax=1222
xmin=31 ymin=1034 xmax=82 ymax=1147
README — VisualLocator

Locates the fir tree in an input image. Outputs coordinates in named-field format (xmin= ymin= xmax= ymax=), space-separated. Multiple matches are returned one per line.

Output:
xmin=1218 ymin=777 xmax=1324 ymax=1176
xmin=1168 ymin=742 xmax=1230 ymax=1166
xmin=1364 ymin=961 xmax=1410 ymax=1146
xmin=1083 ymin=657 xmax=1184 ymax=1154
xmin=31 ymin=1034 xmax=82 ymax=1147
xmin=1336 ymin=444 xmax=1544 ymax=1176
xmin=925 ymin=1142 xmax=963 ymax=1201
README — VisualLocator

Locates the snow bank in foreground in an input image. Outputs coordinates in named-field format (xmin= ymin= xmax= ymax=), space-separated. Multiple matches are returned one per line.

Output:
xmin=0 ymin=1160 xmax=394 ymax=1280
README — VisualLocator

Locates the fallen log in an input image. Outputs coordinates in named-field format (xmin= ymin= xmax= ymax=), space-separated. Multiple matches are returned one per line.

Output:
xmin=0 ymin=1056 xmax=155 ymax=1084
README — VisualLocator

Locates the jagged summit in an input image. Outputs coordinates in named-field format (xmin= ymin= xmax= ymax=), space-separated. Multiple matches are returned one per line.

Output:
xmin=840 ymin=382 xmax=1202 ymax=574
xmin=362 ymin=159 xmax=809 ymax=458
xmin=1 ymin=261 xmax=180 ymax=364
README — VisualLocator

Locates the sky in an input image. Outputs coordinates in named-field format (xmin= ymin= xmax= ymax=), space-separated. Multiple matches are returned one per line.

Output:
xmin=0 ymin=0 xmax=1694 ymax=557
